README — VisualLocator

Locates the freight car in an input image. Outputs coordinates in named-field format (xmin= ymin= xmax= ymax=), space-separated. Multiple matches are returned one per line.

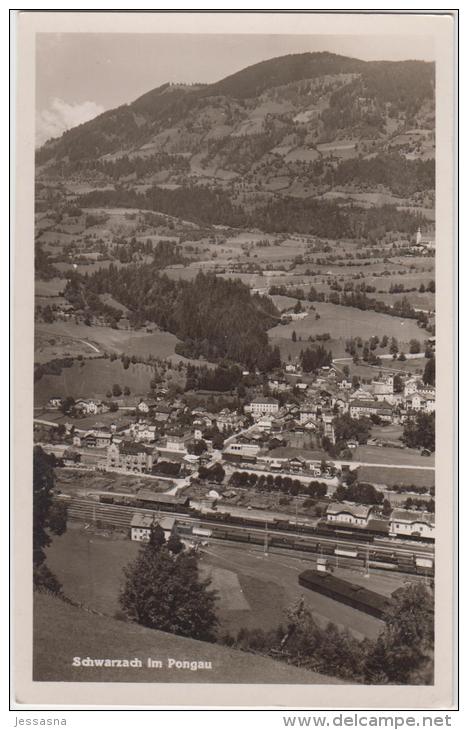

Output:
xmin=299 ymin=570 xmax=391 ymax=619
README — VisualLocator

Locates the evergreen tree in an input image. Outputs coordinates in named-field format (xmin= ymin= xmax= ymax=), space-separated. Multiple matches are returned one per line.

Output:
xmin=423 ymin=356 xmax=435 ymax=386
xmin=33 ymin=446 xmax=67 ymax=592
xmin=364 ymin=582 xmax=434 ymax=684
xmin=167 ymin=532 xmax=184 ymax=555
xmin=120 ymin=532 xmax=218 ymax=641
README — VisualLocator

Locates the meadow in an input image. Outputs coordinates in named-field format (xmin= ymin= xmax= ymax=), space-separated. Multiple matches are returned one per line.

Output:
xmin=35 ymin=322 xmax=181 ymax=361
xmin=353 ymin=445 xmax=434 ymax=467
xmin=46 ymin=528 xmax=395 ymax=642
xmin=358 ymin=465 xmax=435 ymax=489
xmin=34 ymin=358 xmax=156 ymax=404
xmin=269 ymin=302 xmax=427 ymax=354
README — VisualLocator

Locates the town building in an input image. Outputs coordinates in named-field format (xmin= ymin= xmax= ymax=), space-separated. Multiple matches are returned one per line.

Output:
xmin=223 ymin=442 xmax=260 ymax=463
xmin=106 ymin=441 xmax=154 ymax=473
xmin=389 ymin=509 xmax=435 ymax=539
xmin=75 ymin=399 xmax=105 ymax=416
xmin=129 ymin=422 xmax=158 ymax=442
xmin=130 ymin=513 xmax=177 ymax=542
xmin=137 ymin=398 xmax=157 ymax=414
xmin=164 ymin=428 xmax=192 ymax=453
xmin=326 ymin=502 xmax=375 ymax=527
xmin=245 ymin=396 xmax=280 ymax=417
xmin=349 ymin=400 xmax=393 ymax=422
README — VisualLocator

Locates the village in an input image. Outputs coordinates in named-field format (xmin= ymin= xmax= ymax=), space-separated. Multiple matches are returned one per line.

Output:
xmin=35 ymin=354 xmax=436 ymax=546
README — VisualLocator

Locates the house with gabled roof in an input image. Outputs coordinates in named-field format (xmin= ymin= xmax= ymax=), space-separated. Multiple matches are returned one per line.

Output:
xmin=326 ymin=502 xmax=375 ymax=527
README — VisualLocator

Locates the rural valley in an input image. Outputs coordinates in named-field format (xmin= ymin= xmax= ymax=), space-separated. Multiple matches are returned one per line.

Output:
xmin=33 ymin=51 xmax=436 ymax=686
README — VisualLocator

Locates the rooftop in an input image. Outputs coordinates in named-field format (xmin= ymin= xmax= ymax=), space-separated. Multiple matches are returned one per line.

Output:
xmin=327 ymin=502 xmax=374 ymax=519
xmin=390 ymin=509 xmax=435 ymax=526
xmin=137 ymin=490 xmax=189 ymax=506
xmin=119 ymin=441 xmax=152 ymax=455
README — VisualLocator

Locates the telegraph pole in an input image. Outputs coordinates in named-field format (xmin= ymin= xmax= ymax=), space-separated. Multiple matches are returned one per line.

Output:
xmin=263 ymin=521 xmax=268 ymax=555
xmin=364 ymin=543 xmax=370 ymax=577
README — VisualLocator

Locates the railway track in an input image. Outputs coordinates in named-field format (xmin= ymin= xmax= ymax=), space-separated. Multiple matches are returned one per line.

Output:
xmin=61 ymin=497 xmax=434 ymax=563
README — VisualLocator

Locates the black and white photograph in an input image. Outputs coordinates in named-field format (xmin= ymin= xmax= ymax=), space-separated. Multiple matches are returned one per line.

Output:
xmin=12 ymin=10 xmax=457 ymax=709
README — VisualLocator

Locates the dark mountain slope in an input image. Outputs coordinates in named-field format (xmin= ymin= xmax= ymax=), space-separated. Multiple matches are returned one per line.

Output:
xmin=200 ymin=51 xmax=366 ymax=99
xmin=36 ymin=52 xmax=434 ymax=168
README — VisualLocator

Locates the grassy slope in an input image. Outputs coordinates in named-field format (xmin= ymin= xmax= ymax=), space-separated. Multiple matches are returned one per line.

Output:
xmin=34 ymin=359 xmax=156 ymax=403
xmin=35 ymin=322 xmax=180 ymax=360
xmin=269 ymin=302 xmax=425 ymax=344
xmin=33 ymin=592 xmax=339 ymax=684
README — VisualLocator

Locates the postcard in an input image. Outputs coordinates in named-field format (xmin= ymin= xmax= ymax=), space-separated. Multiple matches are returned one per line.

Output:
xmin=12 ymin=10 xmax=457 ymax=708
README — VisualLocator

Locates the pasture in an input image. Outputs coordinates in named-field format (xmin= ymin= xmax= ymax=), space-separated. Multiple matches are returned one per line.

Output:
xmin=353 ymin=445 xmax=434 ymax=467
xmin=35 ymin=322 xmax=181 ymax=361
xmin=358 ymin=465 xmax=435 ymax=489
xmin=269 ymin=302 xmax=426 ymax=347
xmin=35 ymin=277 xmax=68 ymax=297
xmin=46 ymin=528 xmax=394 ymax=641
xmin=34 ymin=358 xmax=156 ymax=404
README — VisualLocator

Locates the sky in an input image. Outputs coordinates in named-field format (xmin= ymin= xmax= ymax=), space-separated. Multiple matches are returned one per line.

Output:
xmin=36 ymin=33 xmax=435 ymax=146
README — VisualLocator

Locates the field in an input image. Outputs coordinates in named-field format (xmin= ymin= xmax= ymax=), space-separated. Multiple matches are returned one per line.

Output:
xmin=35 ymin=409 xmax=134 ymax=431
xmin=34 ymin=592 xmax=336 ymax=684
xmin=45 ymin=527 xmax=406 ymax=642
xmin=35 ymin=277 xmax=68 ymax=297
xmin=358 ymin=465 xmax=435 ymax=489
xmin=353 ymin=445 xmax=434 ymax=467
xmin=55 ymin=468 xmax=169 ymax=498
xmin=269 ymin=302 xmax=426 ymax=346
xmin=35 ymin=329 xmax=104 ymax=363
xmin=35 ymin=322 xmax=181 ymax=362
xmin=371 ymin=423 xmax=405 ymax=444
xmin=341 ymin=358 xmax=428 ymax=379
xmin=34 ymin=358 xmax=156 ymax=404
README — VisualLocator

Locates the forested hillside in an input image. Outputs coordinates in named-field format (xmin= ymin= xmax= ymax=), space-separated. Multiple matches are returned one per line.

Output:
xmin=66 ymin=269 xmax=281 ymax=368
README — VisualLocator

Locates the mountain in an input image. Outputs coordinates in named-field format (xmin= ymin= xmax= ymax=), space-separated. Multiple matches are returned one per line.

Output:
xmin=36 ymin=52 xmax=435 ymax=231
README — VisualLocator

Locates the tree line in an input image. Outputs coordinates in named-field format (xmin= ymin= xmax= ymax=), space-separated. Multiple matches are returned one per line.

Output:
xmin=77 ymin=185 xmax=426 ymax=242
xmin=70 ymin=268 xmax=281 ymax=369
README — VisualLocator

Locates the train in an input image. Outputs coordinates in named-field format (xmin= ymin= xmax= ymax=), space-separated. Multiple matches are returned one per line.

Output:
xmin=60 ymin=492 xmax=434 ymax=578
xmin=91 ymin=490 xmax=434 ymax=548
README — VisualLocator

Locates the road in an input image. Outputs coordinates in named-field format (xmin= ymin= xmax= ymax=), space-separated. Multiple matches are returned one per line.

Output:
xmin=77 ymin=339 xmax=100 ymax=353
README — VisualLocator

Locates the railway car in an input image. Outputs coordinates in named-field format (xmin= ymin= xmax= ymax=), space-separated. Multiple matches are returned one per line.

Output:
xmin=292 ymin=539 xmax=319 ymax=554
xmin=368 ymin=560 xmax=399 ymax=571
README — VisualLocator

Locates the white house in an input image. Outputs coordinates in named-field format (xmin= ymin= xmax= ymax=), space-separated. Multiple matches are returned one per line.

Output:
xmin=130 ymin=513 xmax=177 ymax=542
xmin=223 ymin=442 xmax=260 ymax=461
xmin=326 ymin=502 xmax=375 ymax=527
xmin=389 ymin=509 xmax=435 ymax=539
xmin=245 ymin=397 xmax=280 ymax=417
